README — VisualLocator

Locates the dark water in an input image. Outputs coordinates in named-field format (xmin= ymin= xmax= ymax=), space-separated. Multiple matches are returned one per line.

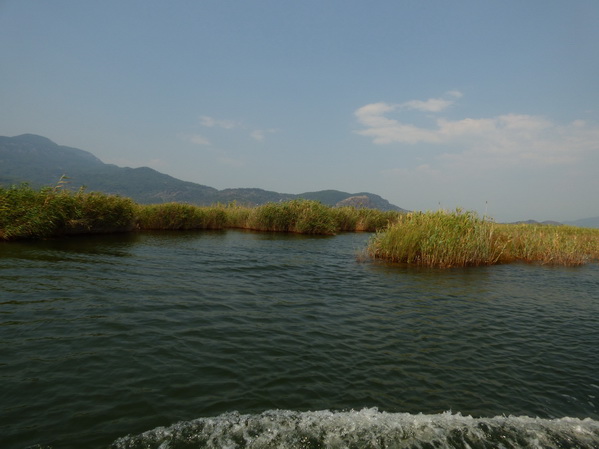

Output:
xmin=1 ymin=230 xmax=598 ymax=449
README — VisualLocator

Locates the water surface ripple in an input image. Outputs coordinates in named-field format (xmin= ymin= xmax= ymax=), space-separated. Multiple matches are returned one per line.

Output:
xmin=1 ymin=230 xmax=598 ymax=448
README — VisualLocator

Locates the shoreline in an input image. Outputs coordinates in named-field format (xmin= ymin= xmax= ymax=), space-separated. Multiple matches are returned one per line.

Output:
xmin=2 ymin=185 xmax=598 ymax=267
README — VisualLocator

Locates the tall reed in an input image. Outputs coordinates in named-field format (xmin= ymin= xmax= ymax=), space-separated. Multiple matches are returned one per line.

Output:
xmin=212 ymin=200 xmax=402 ymax=234
xmin=368 ymin=209 xmax=501 ymax=267
xmin=245 ymin=200 xmax=338 ymax=235
xmin=494 ymin=223 xmax=599 ymax=265
xmin=368 ymin=209 xmax=599 ymax=267
xmin=0 ymin=184 xmax=135 ymax=240
xmin=332 ymin=207 xmax=401 ymax=232
xmin=135 ymin=203 xmax=227 ymax=230
xmin=1 ymin=186 xmax=402 ymax=240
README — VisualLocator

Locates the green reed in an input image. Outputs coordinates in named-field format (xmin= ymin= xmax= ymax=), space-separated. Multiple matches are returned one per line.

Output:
xmin=332 ymin=207 xmax=401 ymax=232
xmin=494 ymin=223 xmax=599 ymax=265
xmin=135 ymin=203 xmax=227 ymax=230
xmin=368 ymin=209 xmax=599 ymax=267
xmin=368 ymin=209 xmax=500 ymax=267
xmin=0 ymin=184 xmax=136 ymax=240
xmin=3 ymin=185 xmax=597 ymax=267
xmin=1 ymin=185 xmax=402 ymax=240
xmin=245 ymin=200 xmax=338 ymax=234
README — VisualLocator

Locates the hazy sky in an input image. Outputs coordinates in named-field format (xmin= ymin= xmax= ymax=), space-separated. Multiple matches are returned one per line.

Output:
xmin=2 ymin=1 xmax=598 ymax=222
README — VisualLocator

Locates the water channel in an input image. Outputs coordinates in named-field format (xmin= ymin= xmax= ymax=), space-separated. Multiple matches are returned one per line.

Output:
xmin=1 ymin=230 xmax=598 ymax=448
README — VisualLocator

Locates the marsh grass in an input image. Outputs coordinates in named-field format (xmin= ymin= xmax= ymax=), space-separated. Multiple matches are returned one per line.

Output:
xmin=136 ymin=200 xmax=339 ymax=234
xmin=246 ymin=200 xmax=338 ymax=234
xmin=368 ymin=209 xmax=501 ymax=268
xmin=1 ymin=185 xmax=401 ymax=240
xmin=494 ymin=223 xmax=599 ymax=265
xmin=332 ymin=207 xmax=401 ymax=232
xmin=239 ymin=200 xmax=403 ymax=234
xmin=135 ymin=203 xmax=227 ymax=230
xmin=368 ymin=209 xmax=599 ymax=267
xmin=0 ymin=184 xmax=135 ymax=240
xmin=5 ymin=185 xmax=595 ymax=267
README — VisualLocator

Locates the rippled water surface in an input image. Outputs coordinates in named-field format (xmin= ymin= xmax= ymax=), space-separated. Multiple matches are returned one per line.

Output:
xmin=1 ymin=230 xmax=598 ymax=448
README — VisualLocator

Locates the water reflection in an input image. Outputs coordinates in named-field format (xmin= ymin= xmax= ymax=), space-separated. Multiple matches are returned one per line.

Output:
xmin=0 ymin=232 xmax=140 ymax=260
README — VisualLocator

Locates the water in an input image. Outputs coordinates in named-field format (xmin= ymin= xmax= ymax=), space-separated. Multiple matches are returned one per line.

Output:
xmin=1 ymin=230 xmax=598 ymax=448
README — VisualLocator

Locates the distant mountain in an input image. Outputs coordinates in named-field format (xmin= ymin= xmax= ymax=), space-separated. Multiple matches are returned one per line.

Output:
xmin=507 ymin=218 xmax=599 ymax=229
xmin=0 ymin=134 xmax=219 ymax=204
xmin=508 ymin=219 xmax=563 ymax=226
xmin=563 ymin=217 xmax=599 ymax=229
xmin=0 ymin=134 xmax=406 ymax=211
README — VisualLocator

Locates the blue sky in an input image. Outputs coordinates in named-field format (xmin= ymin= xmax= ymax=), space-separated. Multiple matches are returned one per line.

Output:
xmin=1 ymin=0 xmax=598 ymax=222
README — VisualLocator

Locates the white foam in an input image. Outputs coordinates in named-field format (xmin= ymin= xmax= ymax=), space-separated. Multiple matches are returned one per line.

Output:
xmin=110 ymin=408 xmax=599 ymax=449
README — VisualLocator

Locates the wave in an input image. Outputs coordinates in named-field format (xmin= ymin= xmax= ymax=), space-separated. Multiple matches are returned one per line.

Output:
xmin=109 ymin=408 xmax=599 ymax=449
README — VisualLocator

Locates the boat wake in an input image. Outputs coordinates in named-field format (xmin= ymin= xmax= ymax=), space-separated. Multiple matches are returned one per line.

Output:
xmin=110 ymin=408 xmax=599 ymax=449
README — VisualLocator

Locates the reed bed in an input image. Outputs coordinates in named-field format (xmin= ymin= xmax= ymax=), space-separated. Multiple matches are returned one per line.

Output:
xmin=136 ymin=203 xmax=227 ymax=230
xmin=368 ymin=209 xmax=501 ymax=268
xmin=332 ymin=207 xmax=403 ymax=232
xmin=368 ymin=209 xmax=599 ymax=267
xmin=493 ymin=223 xmax=599 ymax=265
xmin=246 ymin=200 xmax=338 ymax=234
xmin=0 ymin=184 xmax=136 ymax=240
xmin=4 ymin=185 xmax=596 ymax=267
xmin=0 ymin=185 xmax=401 ymax=240
xmin=132 ymin=199 xmax=402 ymax=235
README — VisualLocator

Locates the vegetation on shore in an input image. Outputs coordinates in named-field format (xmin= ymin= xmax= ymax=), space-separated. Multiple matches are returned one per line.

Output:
xmin=0 ymin=184 xmax=401 ymax=240
xmin=368 ymin=209 xmax=599 ymax=267
xmin=0 ymin=183 xmax=136 ymax=240
xmin=3 ymin=185 xmax=598 ymax=267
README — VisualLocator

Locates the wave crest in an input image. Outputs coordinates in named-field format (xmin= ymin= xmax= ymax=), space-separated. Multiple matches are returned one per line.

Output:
xmin=110 ymin=408 xmax=599 ymax=449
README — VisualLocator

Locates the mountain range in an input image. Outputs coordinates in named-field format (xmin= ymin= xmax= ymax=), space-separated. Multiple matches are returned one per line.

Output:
xmin=0 ymin=134 xmax=406 ymax=211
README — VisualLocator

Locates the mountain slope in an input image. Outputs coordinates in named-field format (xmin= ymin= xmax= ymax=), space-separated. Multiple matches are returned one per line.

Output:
xmin=0 ymin=134 xmax=103 ymax=183
xmin=0 ymin=134 xmax=406 ymax=211
xmin=0 ymin=134 xmax=219 ymax=204
xmin=563 ymin=217 xmax=599 ymax=229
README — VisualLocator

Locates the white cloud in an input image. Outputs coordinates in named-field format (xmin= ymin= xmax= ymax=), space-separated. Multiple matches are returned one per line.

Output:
xmin=354 ymin=91 xmax=463 ymax=144
xmin=198 ymin=115 xmax=276 ymax=142
xmin=250 ymin=128 xmax=277 ymax=141
xmin=401 ymin=90 xmax=462 ymax=112
xmin=355 ymin=94 xmax=599 ymax=167
xmin=189 ymin=134 xmax=211 ymax=145
xmin=446 ymin=90 xmax=463 ymax=99
xmin=402 ymin=98 xmax=453 ymax=113
xmin=354 ymin=103 xmax=440 ymax=144
xmin=199 ymin=115 xmax=240 ymax=129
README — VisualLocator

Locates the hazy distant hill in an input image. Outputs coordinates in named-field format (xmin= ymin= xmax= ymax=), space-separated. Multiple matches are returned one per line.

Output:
xmin=563 ymin=217 xmax=599 ymax=229
xmin=0 ymin=134 xmax=406 ymax=211
xmin=507 ymin=218 xmax=599 ymax=229
xmin=508 ymin=219 xmax=563 ymax=226
xmin=0 ymin=134 xmax=219 ymax=204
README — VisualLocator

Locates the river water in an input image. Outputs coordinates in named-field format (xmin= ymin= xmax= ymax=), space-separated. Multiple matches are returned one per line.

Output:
xmin=1 ymin=230 xmax=598 ymax=448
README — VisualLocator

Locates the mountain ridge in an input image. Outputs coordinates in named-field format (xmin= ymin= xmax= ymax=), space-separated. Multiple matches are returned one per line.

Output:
xmin=0 ymin=134 xmax=406 ymax=211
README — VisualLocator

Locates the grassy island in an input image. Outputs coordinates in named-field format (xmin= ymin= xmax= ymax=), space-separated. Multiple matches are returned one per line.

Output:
xmin=368 ymin=209 xmax=599 ymax=267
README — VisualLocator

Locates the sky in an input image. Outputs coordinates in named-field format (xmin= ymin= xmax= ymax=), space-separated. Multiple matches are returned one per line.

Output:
xmin=1 ymin=0 xmax=598 ymax=222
